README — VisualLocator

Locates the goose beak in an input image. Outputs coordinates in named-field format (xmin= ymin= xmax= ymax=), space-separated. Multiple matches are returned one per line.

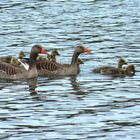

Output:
xmin=41 ymin=48 xmax=49 ymax=55
xmin=83 ymin=48 xmax=91 ymax=53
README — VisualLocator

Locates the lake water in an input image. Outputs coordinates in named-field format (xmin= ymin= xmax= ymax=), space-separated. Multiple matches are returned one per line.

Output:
xmin=0 ymin=0 xmax=140 ymax=139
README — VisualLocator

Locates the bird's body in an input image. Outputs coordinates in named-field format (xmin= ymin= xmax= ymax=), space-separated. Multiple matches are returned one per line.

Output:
xmin=37 ymin=46 xmax=90 ymax=76
xmin=93 ymin=58 xmax=127 ymax=74
xmin=0 ymin=45 xmax=48 ymax=80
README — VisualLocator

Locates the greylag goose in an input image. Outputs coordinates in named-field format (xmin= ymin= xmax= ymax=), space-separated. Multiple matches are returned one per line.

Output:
xmin=37 ymin=46 xmax=90 ymax=76
xmin=10 ymin=51 xmax=25 ymax=66
xmin=0 ymin=56 xmax=11 ymax=63
xmin=93 ymin=58 xmax=127 ymax=73
xmin=18 ymin=51 xmax=25 ymax=59
xmin=77 ymin=58 xmax=84 ymax=73
xmin=124 ymin=64 xmax=135 ymax=76
xmin=62 ymin=58 xmax=84 ymax=74
xmin=0 ymin=51 xmax=25 ymax=64
xmin=47 ymin=49 xmax=60 ymax=62
xmin=0 ymin=45 xmax=48 ymax=80
xmin=99 ymin=64 xmax=135 ymax=77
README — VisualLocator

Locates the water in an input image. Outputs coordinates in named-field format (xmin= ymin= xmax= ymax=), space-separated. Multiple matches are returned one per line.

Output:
xmin=0 ymin=0 xmax=140 ymax=139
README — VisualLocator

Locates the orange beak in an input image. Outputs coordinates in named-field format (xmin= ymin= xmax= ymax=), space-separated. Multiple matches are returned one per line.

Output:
xmin=83 ymin=48 xmax=91 ymax=53
xmin=41 ymin=47 xmax=49 ymax=55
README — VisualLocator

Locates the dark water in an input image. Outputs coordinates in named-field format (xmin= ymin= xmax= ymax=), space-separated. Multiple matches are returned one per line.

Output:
xmin=0 ymin=0 xmax=140 ymax=139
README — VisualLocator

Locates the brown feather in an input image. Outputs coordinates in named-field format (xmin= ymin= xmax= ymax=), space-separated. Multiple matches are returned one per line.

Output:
xmin=0 ymin=62 xmax=22 ymax=75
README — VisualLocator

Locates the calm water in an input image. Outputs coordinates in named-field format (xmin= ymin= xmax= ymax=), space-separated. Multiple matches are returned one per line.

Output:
xmin=0 ymin=0 xmax=140 ymax=139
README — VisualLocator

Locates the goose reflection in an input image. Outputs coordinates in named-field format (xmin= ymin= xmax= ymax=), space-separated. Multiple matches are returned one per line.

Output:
xmin=27 ymin=77 xmax=38 ymax=95
xmin=27 ymin=75 xmax=88 ymax=100
xmin=69 ymin=76 xmax=80 ymax=91
xmin=0 ymin=78 xmax=38 ymax=96
xmin=39 ymin=75 xmax=81 ymax=93
xmin=67 ymin=76 xmax=89 ymax=99
xmin=46 ymin=75 xmax=88 ymax=97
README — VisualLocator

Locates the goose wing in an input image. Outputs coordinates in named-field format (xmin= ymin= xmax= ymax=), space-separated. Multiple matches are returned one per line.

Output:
xmin=36 ymin=61 xmax=62 ymax=71
xmin=0 ymin=62 xmax=23 ymax=76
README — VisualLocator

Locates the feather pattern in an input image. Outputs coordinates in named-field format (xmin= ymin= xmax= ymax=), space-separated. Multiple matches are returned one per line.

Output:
xmin=36 ymin=61 xmax=61 ymax=71
xmin=37 ymin=46 xmax=90 ymax=76
xmin=0 ymin=62 xmax=22 ymax=75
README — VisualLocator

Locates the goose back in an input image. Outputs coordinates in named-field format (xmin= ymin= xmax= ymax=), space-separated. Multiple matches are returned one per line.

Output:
xmin=0 ymin=56 xmax=13 ymax=63
xmin=0 ymin=62 xmax=25 ymax=79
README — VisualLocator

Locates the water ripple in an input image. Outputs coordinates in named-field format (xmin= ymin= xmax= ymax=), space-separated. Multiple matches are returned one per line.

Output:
xmin=0 ymin=0 xmax=140 ymax=139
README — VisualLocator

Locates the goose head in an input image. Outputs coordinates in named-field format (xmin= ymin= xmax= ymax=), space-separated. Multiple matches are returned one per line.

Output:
xmin=74 ymin=45 xmax=91 ymax=55
xmin=118 ymin=58 xmax=127 ymax=68
xmin=31 ymin=45 xmax=48 ymax=55
xmin=71 ymin=46 xmax=90 ymax=66
xmin=51 ymin=49 xmax=60 ymax=56
xmin=18 ymin=51 xmax=25 ymax=59
xmin=77 ymin=58 xmax=84 ymax=64
xmin=126 ymin=64 xmax=135 ymax=76
xmin=19 ymin=45 xmax=49 ymax=71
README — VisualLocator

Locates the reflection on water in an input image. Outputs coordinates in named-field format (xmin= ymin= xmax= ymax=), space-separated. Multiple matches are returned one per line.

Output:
xmin=0 ymin=0 xmax=140 ymax=139
xmin=27 ymin=78 xmax=38 ymax=95
xmin=27 ymin=76 xmax=82 ymax=99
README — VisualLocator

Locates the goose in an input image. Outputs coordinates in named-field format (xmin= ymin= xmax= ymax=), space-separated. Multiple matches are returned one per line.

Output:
xmin=0 ymin=51 xmax=25 ymax=64
xmin=93 ymin=58 xmax=127 ymax=73
xmin=36 ymin=46 xmax=90 ymax=76
xmin=10 ymin=51 xmax=25 ymax=66
xmin=100 ymin=64 xmax=135 ymax=77
xmin=124 ymin=64 xmax=135 ymax=76
xmin=18 ymin=51 xmax=25 ymax=59
xmin=47 ymin=49 xmax=60 ymax=62
xmin=62 ymin=58 xmax=84 ymax=74
xmin=0 ymin=45 xmax=48 ymax=80
xmin=77 ymin=59 xmax=84 ymax=74
xmin=0 ymin=55 xmax=12 ymax=63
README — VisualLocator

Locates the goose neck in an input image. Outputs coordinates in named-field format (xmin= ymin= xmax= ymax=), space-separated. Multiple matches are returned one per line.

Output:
xmin=28 ymin=53 xmax=38 ymax=70
xmin=71 ymin=51 xmax=79 ymax=66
